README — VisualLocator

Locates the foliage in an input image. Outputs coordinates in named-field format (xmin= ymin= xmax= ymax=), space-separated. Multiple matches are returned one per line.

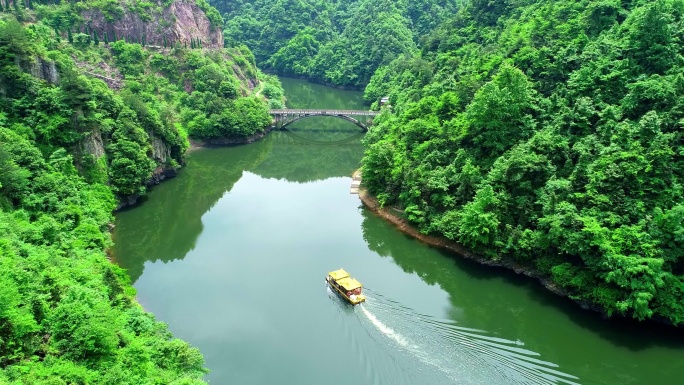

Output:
xmin=361 ymin=0 xmax=684 ymax=324
xmin=0 ymin=5 xmax=279 ymax=382
xmin=0 ymin=127 xmax=208 ymax=383
xmin=194 ymin=0 xmax=223 ymax=29
xmin=217 ymin=0 xmax=458 ymax=87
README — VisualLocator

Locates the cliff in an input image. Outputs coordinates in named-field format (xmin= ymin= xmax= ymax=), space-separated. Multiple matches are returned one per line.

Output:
xmin=81 ymin=0 xmax=223 ymax=48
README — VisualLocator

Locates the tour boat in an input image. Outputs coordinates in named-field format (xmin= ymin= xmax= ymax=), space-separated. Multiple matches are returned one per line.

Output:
xmin=326 ymin=269 xmax=366 ymax=305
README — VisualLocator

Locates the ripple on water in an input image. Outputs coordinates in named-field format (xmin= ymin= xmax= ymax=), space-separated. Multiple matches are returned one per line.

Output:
xmin=356 ymin=290 xmax=581 ymax=385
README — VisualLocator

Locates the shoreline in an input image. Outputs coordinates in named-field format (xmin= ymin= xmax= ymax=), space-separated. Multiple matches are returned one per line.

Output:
xmin=357 ymin=182 xmax=684 ymax=329
xmin=187 ymin=126 xmax=275 ymax=152
xmin=118 ymin=128 xmax=275 ymax=210
xmin=356 ymin=184 xmax=602 ymax=314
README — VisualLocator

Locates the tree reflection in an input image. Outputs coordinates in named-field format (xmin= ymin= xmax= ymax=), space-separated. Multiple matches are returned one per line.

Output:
xmin=113 ymin=141 xmax=271 ymax=282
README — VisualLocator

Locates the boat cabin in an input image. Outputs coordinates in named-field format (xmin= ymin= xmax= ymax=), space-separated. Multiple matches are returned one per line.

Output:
xmin=326 ymin=269 xmax=366 ymax=305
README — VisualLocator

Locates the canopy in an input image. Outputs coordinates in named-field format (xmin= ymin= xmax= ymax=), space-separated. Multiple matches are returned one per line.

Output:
xmin=328 ymin=269 xmax=349 ymax=281
xmin=337 ymin=277 xmax=362 ymax=291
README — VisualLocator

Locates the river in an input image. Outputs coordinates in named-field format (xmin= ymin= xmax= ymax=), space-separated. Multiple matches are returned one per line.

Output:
xmin=113 ymin=77 xmax=684 ymax=385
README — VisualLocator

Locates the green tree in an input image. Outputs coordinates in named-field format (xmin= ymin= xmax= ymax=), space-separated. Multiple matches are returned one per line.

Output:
xmin=359 ymin=0 xmax=684 ymax=324
xmin=464 ymin=65 xmax=537 ymax=160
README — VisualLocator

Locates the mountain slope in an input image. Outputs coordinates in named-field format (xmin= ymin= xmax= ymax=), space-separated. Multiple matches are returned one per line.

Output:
xmin=361 ymin=0 xmax=684 ymax=324
xmin=0 ymin=0 xmax=281 ymax=382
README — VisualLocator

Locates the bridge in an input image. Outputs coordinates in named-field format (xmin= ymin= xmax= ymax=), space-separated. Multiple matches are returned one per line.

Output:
xmin=269 ymin=109 xmax=380 ymax=131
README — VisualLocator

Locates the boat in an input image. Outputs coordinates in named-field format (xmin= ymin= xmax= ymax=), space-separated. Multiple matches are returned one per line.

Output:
xmin=326 ymin=269 xmax=366 ymax=305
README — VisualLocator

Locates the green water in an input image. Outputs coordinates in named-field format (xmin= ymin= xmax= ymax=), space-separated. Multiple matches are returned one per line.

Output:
xmin=113 ymin=78 xmax=684 ymax=385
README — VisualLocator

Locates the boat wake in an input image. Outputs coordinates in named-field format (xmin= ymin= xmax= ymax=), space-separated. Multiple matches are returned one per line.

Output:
xmin=358 ymin=291 xmax=581 ymax=385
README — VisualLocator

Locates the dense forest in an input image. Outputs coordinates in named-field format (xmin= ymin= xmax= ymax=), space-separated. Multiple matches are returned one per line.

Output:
xmin=215 ymin=0 xmax=459 ymax=87
xmin=0 ymin=0 xmax=281 ymax=382
xmin=362 ymin=0 xmax=684 ymax=324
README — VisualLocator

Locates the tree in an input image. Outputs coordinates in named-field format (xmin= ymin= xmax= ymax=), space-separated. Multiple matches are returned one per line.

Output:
xmin=358 ymin=0 xmax=684 ymax=324
xmin=465 ymin=65 xmax=536 ymax=160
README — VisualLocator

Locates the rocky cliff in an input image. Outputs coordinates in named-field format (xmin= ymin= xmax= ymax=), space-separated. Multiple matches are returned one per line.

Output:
xmin=82 ymin=0 xmax=223 ymax=49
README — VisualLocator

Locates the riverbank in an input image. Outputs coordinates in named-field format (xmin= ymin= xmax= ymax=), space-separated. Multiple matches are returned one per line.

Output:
xmin=187 ymin=127 xmax=274 ymax=152
xmin=356 ymin=183 xmax=601 ymax=315
xmin=358 ymin=183 xmax=684 ymax=330
xmin=116 ymin=129 xmax=275 ymax=210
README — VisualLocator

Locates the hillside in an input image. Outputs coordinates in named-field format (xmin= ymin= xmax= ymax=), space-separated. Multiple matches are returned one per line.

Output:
xmin=0 ymin=0 xmax=281 ymax=383
xmin=215 ymin=0 xmax=459 ymax=87
xmin=361 ymin=0 xmax=684 ymax=324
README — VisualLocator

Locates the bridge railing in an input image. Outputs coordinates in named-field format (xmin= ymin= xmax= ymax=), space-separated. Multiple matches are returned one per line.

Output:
xmin=269 ymin=109 xmax=380 ymax=116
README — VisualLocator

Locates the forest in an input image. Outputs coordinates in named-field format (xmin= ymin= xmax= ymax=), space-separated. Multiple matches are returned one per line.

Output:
xmin=215 ymin=0 xmax=459 ymax=87
xmin=361 ymin=0 xmax=684 ymax=324
xmin=0 ymin=0 xmax=280 ymax=382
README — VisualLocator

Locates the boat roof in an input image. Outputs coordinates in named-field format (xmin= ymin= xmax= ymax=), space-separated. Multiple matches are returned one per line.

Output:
xmin=328 ymin=269 xmax=349 ymax=281
xmin=337 ymin=277 xmax=362 ymax=291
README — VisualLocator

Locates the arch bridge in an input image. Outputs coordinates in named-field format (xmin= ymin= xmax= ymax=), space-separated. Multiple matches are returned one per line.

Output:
xmin=270 ymin=109 xmax=379 ymax=131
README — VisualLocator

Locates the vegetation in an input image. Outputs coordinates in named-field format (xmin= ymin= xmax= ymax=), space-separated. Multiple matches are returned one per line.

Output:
xmin=361 ymin=0 xmax=684 ymax=324
xmin=0 ymin=0 xmax=280 ymax=380
xmin=0 ymin=20 xmax=208 ymax=382
xmin=216 ymin=0 xmax=459 ymax=87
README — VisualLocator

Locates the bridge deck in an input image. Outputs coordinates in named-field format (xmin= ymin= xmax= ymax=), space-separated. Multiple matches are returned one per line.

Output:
xmin=269 ymin=109 xmax=379 ymax=116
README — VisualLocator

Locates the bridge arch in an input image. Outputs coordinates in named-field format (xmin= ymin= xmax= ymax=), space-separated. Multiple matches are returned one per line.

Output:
xmin=270 ymin=109 xmax=379 ymax=132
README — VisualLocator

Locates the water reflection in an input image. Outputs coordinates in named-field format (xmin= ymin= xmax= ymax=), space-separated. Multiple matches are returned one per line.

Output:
xmin=359 ymin=206 xmax=684 ymax=384
xmin=115 ymin=77 xmax=366 ymax=281
xmin=115 ymin=129 xmax=363 ymax=282
xmin=251 ymin=130 xmax=364 ymax=183
xmin=113 ymin=77 xmax=684 ymax=385
xmin=113 ymin=142 xmax=270 ymax=282
xmin=280 ymin=77 xmax=365 ymax=110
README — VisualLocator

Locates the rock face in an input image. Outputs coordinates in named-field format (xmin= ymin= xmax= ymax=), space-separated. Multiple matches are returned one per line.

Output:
xmin=150 ymin=135 xmax=171 ymax=164
xmin=80 ymin=130 xmax=106 ymax=160
xmin=83 ymin=0 xmax=223 ymax=49
xmin=147 ymin=134 xmax=179 ymax=185
xmin=31 ymin=57 xmax=60 ymax=84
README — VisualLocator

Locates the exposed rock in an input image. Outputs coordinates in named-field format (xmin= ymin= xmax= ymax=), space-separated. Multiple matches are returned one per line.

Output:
xmin=147 ymin=133 xmax=179 ymax=185
xmin=147 ymin=165 xmax=178 ymax=186
xmin=116 ymin=194 xmax=141 ymax=210
xmin=115 ymin=134 xmax=180 ymax=209
xmin=75 ymin=54 xmax=124 ymax=89
xmin=150 ymin=134 xmax=171 ymax=164
xmin=82 ymin=0 xmax=223 ymax=49
xmin=83 ymin=71 xmax=123 ymax=90
xmin=31 ymin=57 xmax=60 ymax=84
xmin=79 ymin=130 xmax=106 ymax=159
